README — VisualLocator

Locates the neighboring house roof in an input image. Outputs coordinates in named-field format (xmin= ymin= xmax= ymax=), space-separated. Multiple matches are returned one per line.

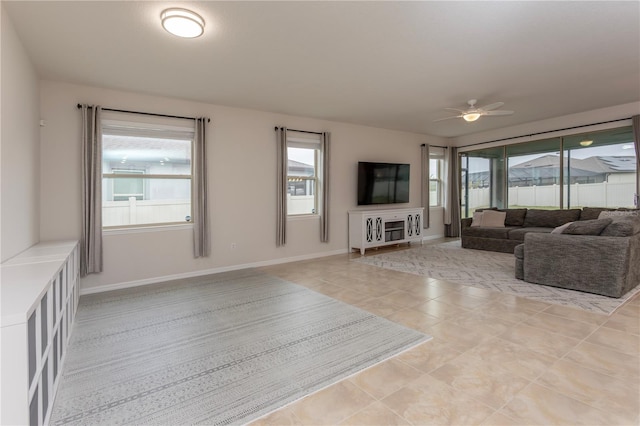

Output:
xmin=510 ymin=155 xmax=636 ymax=175
xmin=467 ymin=155 xmax=636 ymax=184
xmin=288 ymin=159 xmax=314 ymax=176
xmin=596 ymin=156 xmax=637 ymax=172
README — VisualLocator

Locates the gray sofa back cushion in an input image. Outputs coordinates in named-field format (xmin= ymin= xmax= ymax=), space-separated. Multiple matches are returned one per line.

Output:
xmin=499 ymin=209 xmax=527 ymax=226
xmin=523 ymin=209 xmax=581 ymax=228
xmin=562 ymin=218 xmax=612 ymax=235
xmin=580 ymin=207 xmax=613 ymax=221
xmin=600 ymin=216 xmax=640 ymax=237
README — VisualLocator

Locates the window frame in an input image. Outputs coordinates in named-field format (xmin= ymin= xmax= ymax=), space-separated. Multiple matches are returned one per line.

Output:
xmin=429 ymin=149 xmax=445 ymax=207
xmin=286 ymin=133 xmax=322 ymax=217
xmin=101 ymin=116 xmax=195 ymax=229
xmin=111 ymin=168 xmax=145 ymax=201
xmin=459 ymin=125 xmax=636 ymax=216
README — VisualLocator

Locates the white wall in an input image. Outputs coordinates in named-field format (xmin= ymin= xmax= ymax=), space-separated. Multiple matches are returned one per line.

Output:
xmin=1 ymin=8 xmax=40 ymax=262
xmin=423 ymin=207 xmax=445 ymax=239
xmin=39 ymin=81 xmax=447 ymax=292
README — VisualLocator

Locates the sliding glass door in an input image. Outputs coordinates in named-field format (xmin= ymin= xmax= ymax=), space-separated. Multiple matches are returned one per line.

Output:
xmin=506 ymin=138 xmax=562 ymax=209
xmin=562 ymin=127 xmax=636 ymax=208
xmin=460 ymin=126 xmax=637 ymax=213
xmin=460 ymin=147 xmax=505 ymax=218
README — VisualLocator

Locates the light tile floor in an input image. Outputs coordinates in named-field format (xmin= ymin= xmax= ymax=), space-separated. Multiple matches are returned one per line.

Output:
xmin=252 ymin=240 xmax=640 ymax=426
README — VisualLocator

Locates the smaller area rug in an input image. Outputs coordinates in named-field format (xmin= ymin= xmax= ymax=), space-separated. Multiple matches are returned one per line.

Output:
xmin=355 ymin=241 xmax=640 ymax=315
xmin=50 ymin=270 xmax=429 ymax=425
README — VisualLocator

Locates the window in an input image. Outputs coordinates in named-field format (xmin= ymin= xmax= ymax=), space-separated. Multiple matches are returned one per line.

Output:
xmin=429 ymin=148 xmax=445 ymax=206
xmin=562 ymin=127 xmax=636 ymax=209
xmin=460 ymin=126 xmax=637 ymax=217
xmin=101 ymin=116 xmax=195 ymax=228
xmin=460 ymin=146 xmax=505 ymax=217
xmin=507 ymin=138 xmax=562 ymax=209
xmin=287 ymin=132 xmax=322 ymax=215
xmin=111 ymin=169 xmax=144 ymax=201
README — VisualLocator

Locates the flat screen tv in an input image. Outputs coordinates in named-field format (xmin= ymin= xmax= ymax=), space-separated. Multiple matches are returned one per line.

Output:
xmin=357 ymin=162 xmax=410 ymax=205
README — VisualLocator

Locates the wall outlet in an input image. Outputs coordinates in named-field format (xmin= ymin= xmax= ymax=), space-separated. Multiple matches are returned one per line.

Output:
xmin=230 ymin=243 xmax=237 ymax=249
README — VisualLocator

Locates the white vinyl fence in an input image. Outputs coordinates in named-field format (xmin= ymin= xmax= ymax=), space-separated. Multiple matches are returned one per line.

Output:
xmin=288 ymin=195 xmax=315 ymax=215
xmin=103 ymin=199 xmax=191 ymax=227
xmin=103 ymin=194 xmax=316 ymax=226
xmin=467 ymin=181 xmax=636 ymax=210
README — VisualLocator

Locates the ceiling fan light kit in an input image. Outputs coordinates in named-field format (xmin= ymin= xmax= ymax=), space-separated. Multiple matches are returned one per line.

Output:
xmin=435 ymin=99 xmax=514 ymax=123
xmin=463 ymin=112 xmax=481 ymax=122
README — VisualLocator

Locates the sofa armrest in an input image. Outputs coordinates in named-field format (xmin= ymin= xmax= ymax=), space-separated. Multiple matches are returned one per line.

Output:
xmin=523 ymin=233 xmax=636 ymax=297
xmin=461 ymin=217 xmax=473 ymax=230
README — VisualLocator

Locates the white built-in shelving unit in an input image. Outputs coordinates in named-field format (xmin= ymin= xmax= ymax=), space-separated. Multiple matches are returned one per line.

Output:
xmin=1 ymin=241 xmax=80 ymax=426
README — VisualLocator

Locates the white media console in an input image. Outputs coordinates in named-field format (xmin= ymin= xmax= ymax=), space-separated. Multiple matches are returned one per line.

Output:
xmin=348 ymin=207 xmax=424 ymax=255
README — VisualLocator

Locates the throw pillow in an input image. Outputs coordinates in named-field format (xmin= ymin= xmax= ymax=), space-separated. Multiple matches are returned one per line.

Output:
xmin=481 ymin=210 xmax=506 ymax=227
xmin=562 ymin=218 xmax=612 ymax=235
xmin=551 ymin=222 xmax=573 ymax=234
xmin=470 ymin=212 xmax=484 ymax=227
xmin=600 ymin=216 xmax=640 ymax=237
xmin=598 ymin=210 xmax=640 ymax=219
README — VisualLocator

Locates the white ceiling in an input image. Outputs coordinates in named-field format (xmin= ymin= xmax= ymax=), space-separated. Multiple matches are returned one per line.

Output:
xmin=4 ymin=1 xmax=639 ymax=138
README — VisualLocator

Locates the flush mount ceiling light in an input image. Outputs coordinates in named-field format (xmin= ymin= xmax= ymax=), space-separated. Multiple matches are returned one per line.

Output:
xmin=580 ymin=139 xmax=593 ymax=147
xmin=161 ymin=8 xmax=205 ymax=38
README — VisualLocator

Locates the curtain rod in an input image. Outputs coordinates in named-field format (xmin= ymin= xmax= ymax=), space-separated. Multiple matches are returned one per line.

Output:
xmin=274 ymin=126 xmax=323 ymax=135
xmin=421 ymin=143 xmax=448 ymax=149
xmin=76 ymin=104 xmax=210 ymax=123
xmin=459 ymin=117 xmax=632 ymax=149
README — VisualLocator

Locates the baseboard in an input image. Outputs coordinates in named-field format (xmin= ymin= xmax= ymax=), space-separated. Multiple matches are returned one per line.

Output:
xmin=80 ymin=248 xmax=348 ymax=295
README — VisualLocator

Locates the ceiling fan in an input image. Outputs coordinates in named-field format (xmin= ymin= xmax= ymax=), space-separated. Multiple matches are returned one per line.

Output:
xmin=434 ymin=99 xmax=514 ymax=122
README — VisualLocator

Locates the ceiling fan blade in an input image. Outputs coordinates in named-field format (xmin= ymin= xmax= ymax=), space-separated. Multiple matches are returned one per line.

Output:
xmin=483 ymin=110 xmax=513 ymax=116
xmin=479 ymin=102 xmax=504 ymax=111
xmin=433 ymin=115 xmax=462 ymax=122
xmin=444 ymin=107 xmax=466 ymax=113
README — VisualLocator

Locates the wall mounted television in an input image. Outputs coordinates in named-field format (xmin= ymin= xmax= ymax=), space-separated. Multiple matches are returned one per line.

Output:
xmin=357 ymin=161 xmax=410 ymax=205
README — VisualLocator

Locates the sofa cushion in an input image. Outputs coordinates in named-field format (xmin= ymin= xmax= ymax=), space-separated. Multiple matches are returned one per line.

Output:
xmin=598 ymin=210 xmax=640 ymax=219
xmin=523 ymin=209 xmax=581 ymax=228
xmin=514 ymin=243 xmax=524 ymax=258
xmin=551 ymin=222 xmax=573 ymax=233
xmin=580 ymin=207 xmax=614 ymax=221
xmin=481 ymin=210 xmax=506 ymax=227
xmin=462 ymin=226 xmax=513 ymax=239
xmin=562 ymin=218 xmax=612 ymax=235
xmin=600 ymin=216 xmax=640 ymax=237
xmin=498 ymin=209 xmax=527 ymax=226
xmin=470 ymin=211 xmax=484 ymax=227
xmin=508 ymin=227 xmax=554 ymax=241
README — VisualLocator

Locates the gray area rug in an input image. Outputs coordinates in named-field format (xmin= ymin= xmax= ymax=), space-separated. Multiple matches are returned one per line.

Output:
xmin=355 ymin=241 xmax=640 ymax=315
xmin=50 ymin=269 xmax=430 ymax=425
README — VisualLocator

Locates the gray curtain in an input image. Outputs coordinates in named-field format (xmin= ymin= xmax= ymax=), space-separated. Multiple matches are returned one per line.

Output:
xmin=320 ymin=132 xmax=331 ymax=242
xmin=193 ymin=118 xmax=210 ymax=257
xmin=80 ymin=105 xmax=103 ymax=276
xmin=421 ymin=144 xmax=430 ymax=229
xmin=633 ymin=115 xmax=640 ymax=207
xmin=444 ymin=147 xmax=461 ymax=237
xmin=276 ymin=127 xmax=287 ymax=246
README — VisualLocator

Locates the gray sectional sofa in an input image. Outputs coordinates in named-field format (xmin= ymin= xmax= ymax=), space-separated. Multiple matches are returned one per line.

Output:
xmin=461 ymin=207 xmax=640 ymax=298
xmin=461 ymin=207 xmax=616 ymax=253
